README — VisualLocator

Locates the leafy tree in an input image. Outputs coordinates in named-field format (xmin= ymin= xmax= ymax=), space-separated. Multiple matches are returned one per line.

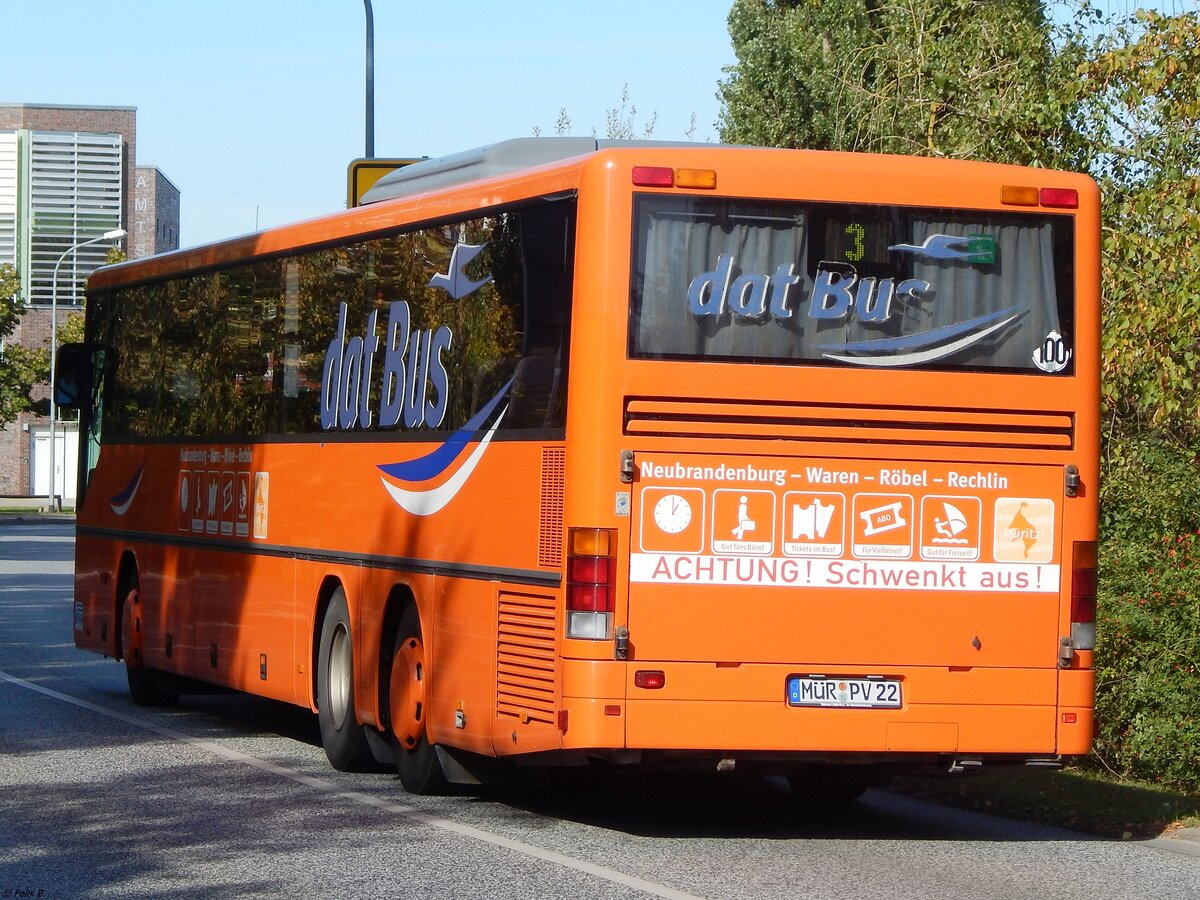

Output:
xmin=718 ymin=0 xmax=1074 ymax=166
xmin=0 ymin=263 xmax=50 ymax=427
xmin=57 ymin=248 xmax=126 ymax=347
xmin=1064 ymin=7 xmax=1200 ymax=441
xmin=717 ymin=0 xmax=1200 ymax=789
xmin=1061 ymin=6 xmax=1200 ymax=791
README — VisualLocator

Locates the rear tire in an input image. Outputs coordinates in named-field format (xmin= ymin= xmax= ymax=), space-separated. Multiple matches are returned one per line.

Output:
xmin=317 ymin=587 xmax=374 ymax=772
xmin=119 ymin=574 xmax=177 ymax=707
xmin=388 ymin=605 xmax=449 ymax=794
xmin=787 ymin=766 xmax=884 ymax=804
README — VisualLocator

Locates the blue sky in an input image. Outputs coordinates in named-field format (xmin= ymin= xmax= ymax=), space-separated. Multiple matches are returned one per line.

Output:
xmin=3 ymin=2 xmax=1188 ymax=249
xmin=2 ymin=1 xmax=736 ymax=247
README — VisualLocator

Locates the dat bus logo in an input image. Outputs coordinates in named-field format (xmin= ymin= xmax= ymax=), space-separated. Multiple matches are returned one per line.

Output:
xmin=320 ymin=241 xmax=492 ymax=432
xmin=685 ymin=235 xmax=1027 ymax=367
xmin=687 ymin=253 xmax=931 ymax=326
xmin=321 ymin=300 xmax=452 ymax=431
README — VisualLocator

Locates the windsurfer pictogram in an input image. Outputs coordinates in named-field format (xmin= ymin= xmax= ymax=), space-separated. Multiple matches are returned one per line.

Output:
xmin=933 ymin=502 xmax=970 ymax=544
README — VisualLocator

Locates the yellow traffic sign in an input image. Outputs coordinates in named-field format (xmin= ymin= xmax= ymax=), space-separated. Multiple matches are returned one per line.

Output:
xmin=347 ymin=158 xmax=425 ymax=207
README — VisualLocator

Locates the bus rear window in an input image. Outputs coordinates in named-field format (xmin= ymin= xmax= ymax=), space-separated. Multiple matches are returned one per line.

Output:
xmin=629 ymin=195 xmax=1075 ymax=374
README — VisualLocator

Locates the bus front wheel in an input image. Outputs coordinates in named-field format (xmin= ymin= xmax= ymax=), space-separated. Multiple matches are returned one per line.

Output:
xmin=316 ymin=587 xmax=374 ymax=772
xmin=119 ymin=574 xmax=176 ymax=707
xmin=388 ymin=605 xmax=448 ymax=794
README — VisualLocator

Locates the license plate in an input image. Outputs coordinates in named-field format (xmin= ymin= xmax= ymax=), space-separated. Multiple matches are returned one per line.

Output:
xmin=787 ymin=676 xmax=902 ymax=709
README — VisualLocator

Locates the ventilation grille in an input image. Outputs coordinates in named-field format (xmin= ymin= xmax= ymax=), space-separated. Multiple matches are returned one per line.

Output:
xmin=496 ymin=592 xmax=558 ymax=725
xmin=625 ymin=398 xmax=1073 ymax=451
xmin=538 ymin=446 xmax=566 ymax=567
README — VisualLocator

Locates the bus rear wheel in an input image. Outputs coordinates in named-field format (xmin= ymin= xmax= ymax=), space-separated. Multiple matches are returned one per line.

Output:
xmin=787 ymin=765 xmax=884 ymax=804
xmin=388 ymin=605 xmax=448 ymax=794
xmin=317 ymin=587 xmax=374 ymax=772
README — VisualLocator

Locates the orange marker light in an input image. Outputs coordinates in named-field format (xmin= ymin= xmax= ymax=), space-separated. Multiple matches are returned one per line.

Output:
xmin=1001 ymin=185 xmax=1039 ymax=206
xmin=675 ymin=168 xmax=717 ymax=190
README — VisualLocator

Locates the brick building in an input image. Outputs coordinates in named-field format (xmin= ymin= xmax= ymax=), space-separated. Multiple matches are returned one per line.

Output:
xmin=0 ymin=103 xmax=180 ymax=505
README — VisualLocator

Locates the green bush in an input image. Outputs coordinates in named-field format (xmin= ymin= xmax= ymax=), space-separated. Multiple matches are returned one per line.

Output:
xmin=1093 ymin=433 xmax=1200 ymax=791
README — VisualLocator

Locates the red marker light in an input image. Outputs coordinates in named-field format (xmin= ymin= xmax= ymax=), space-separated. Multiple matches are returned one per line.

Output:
xmin=1040 ymin=187 xmax=1079 ymax=209
xmin=632 ymin=166 xmax=673 ymax=187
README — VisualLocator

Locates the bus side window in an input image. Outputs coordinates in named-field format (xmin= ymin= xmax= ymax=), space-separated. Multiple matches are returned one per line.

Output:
xmin=53 ymin=342 xmax=90 ymax=409
xmin=508 ymin=203 xmax=573 ymax=430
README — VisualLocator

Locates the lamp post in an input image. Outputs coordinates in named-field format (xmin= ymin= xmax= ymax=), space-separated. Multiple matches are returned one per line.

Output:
xmin=364 ymin=0 xmax=374 ymax=158
xmin=47 ymin=227 xmax=126 ymax=512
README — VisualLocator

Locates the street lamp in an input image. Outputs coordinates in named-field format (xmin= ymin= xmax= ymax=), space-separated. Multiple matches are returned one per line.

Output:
xmin=47 ymin=227 xmax=125 ymax=512
xmin=364 ymin=0 xmax=374 ymax=158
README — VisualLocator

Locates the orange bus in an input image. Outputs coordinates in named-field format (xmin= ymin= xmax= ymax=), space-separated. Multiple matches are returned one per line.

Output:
xmin=58 ymin=138 xmax=1099 ymax=798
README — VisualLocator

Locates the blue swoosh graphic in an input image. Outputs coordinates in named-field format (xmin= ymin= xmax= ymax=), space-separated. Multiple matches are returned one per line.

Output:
xmin=110 ymin=463 xmax=145 ymax=516
xmin=817 ymin=306 xmax=1023 ymax=354
xmin=379 ymin=405 xmax=508 ymax=516
xmin=820 ymin=311 xmax=1023 ymax=368
xmin=377 ymin=377 xmax=513 ymax=483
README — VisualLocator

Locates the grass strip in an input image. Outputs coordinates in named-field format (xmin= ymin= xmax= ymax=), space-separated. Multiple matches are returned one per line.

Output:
xmin=892 ymin=766 xmax=1200 ymax=839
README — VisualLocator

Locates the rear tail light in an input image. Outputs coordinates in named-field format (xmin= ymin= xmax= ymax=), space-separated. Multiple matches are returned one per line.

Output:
xmin=1071 ymin=540 xmax=1097 ymax=651
xmin=567 ymin=527 xmax=616 ymax=640
xmin=634 ymin=670 xmax=665 ymax=690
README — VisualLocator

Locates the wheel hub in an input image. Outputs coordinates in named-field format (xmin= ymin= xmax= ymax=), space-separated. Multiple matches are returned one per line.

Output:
xmin=389 ymin=636 xmax=426 ymax=750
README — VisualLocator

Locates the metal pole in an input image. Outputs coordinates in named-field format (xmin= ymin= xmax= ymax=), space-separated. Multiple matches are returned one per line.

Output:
xmin=364 ymin=0 xmax=375 ymax=158
xmin=49 ymin=259 xmax=60 ymax=512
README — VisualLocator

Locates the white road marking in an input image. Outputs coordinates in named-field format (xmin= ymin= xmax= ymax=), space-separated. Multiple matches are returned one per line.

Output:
xmin=0 ymin=668 xmax=704 ymax=900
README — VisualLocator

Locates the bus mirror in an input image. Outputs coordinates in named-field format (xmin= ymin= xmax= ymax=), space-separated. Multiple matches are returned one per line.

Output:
xmin=54 ymin=342 xmax=90 ymax=409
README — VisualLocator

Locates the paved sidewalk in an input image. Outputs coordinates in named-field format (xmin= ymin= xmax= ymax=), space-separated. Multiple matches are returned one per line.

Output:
xmin=0 ymin=513 xmax=76 ymax=526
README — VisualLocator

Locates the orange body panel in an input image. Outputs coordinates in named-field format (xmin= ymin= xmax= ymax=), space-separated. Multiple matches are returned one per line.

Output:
xmin=72 ymin=143 xmax=1099 ymax=772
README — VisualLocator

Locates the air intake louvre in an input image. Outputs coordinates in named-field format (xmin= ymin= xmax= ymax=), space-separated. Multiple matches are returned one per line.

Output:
xmin=538 ymin=446 xmax=566 ymax=567
xmin=496 ymin=592 xmax=558 ymax=725
xmin=624 ymin=398 xmax=1073 ymax=450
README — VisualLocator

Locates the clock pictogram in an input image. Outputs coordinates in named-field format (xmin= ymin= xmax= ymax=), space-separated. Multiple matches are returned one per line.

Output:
xmin=653 ymin=493 xmax=693 ymax=534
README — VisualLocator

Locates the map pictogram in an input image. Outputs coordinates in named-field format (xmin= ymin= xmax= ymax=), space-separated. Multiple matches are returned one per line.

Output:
xmin=993 ymin=497 xmax=1055 ymax=563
